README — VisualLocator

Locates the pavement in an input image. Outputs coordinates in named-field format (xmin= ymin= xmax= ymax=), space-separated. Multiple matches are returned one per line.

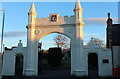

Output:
xmin=1 ymin=69 xmax=120 ymax=79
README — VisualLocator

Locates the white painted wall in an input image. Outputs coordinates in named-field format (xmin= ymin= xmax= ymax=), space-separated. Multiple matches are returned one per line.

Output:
xmin=84 ymin=39 xmax=112 ymax=76
xmin=98 ymin=49 xmax=112 ymax=76
xmin=2 ymin=50 xmax=15 ymax=76
xmin=2 ymin=42 xmax=27 ymax=76
xmin=2 ymin=39 xmax=113 ymax=77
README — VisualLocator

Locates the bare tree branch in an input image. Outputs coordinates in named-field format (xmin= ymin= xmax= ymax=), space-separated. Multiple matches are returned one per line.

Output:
xmin=87 ymin=38 xmax=105 ymax=47
xmin=53 ymin=34 xmax=70 ymax=49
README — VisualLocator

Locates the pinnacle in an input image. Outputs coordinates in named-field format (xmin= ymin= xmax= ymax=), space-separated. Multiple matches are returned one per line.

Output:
xmin=28 ymin=3 xmax=37 ymax=15
xmin=77 ymin=0 xmax=80 ymax=2
xmin=74 ymin=0 xmax=83 ymax=11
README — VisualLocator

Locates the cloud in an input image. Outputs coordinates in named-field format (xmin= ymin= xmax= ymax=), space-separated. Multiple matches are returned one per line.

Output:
xmin=83 ymin=17 xmax=118 ymax=26
xmin=0 ymin=31 xmax=27 ymax=38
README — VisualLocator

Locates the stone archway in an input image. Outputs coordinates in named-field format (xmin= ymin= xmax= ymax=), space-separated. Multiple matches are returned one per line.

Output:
xmin=37 ymin=32 xmax=71 ymax=75
xmin=37 ymin=31 xmax=73 ymax=76
xmin=25 ymin=0 xmax=87 ymax=77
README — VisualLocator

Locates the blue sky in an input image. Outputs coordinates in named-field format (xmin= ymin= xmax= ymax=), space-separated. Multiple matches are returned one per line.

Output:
xmin=0 ymin=0 xmax=120 ymax=2
xmin=0 ymin=2 xmax=118 ymax=50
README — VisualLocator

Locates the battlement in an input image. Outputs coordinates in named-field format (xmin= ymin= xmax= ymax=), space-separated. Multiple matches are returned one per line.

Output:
xmin=36 ymin=17 xmax=50 ymax=20
xmin=64 ymin=15 xmax=74 ymax=19
xmin=35 ymin=14 xmax=75 ymax=26
xmin=64 ymin=15 xmax=75 ymax=24
xmin=58 ymin=16 xmax=63 ymax=19
xmin=41 ymin=17 xmax=45 ymax=19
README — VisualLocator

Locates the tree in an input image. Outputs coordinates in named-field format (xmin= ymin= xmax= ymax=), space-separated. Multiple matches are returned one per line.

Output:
xmin=53 ymin=34 xmax=70 ymax=49
xmin=87 ymin=38 xmax=105 ymax=47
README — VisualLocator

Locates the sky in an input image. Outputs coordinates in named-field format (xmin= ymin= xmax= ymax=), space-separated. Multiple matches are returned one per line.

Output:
xmin=0 ymin=1 xmax=118 ymax=50
xmin=0 ymin=0 xmax=120 ymax=2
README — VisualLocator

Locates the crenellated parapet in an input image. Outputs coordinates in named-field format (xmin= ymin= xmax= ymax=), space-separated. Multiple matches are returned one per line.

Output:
xmin=27 ymin=0 xmax=84 ymax=28
xmin=35 ymin=14 xmax=76 ymax=27
xmin=64 ymin=15 xmax=75 ymax=24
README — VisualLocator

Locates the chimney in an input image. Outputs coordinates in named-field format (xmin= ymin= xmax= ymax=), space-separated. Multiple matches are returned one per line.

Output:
xmin=107 ymin=13 xmax=112 ymax=26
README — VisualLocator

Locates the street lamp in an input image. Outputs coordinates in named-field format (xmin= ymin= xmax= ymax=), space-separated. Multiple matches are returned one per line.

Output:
xmin=0 ymin=9 xmax=5 ymax=53
xmin=0 ymin=9 xmax=5 ymax=79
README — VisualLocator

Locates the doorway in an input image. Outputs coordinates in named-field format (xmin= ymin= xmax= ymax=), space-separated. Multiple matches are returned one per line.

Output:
xmin=88 ymin=53 xmax=98 ymax=76
xmin=15 ymin=54 xmax=23 ymax=75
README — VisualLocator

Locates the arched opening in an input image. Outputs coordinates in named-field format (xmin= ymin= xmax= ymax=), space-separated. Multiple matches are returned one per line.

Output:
xmin=88 ymin=53 xmax=98 ymax=76
xmin=15 ymin=54 xmax=24 ymax=76
xmin=38 ymin=33 xmax=71 ymax=77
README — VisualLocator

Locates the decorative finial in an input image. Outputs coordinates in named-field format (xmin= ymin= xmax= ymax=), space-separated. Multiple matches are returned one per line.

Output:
xmin=19 ymin=40 xmax=22 ymax=43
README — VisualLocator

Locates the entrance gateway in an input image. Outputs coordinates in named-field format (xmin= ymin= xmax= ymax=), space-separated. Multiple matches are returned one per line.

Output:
xmin=26 ymin=0 xmax=85 ymax=76
xmin=2 ymin=0 xmax=113 ymax=77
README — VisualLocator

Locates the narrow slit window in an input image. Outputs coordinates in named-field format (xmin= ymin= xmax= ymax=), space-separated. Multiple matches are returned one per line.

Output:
xmin=78 ymin=12 xmax=79 ymax=19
